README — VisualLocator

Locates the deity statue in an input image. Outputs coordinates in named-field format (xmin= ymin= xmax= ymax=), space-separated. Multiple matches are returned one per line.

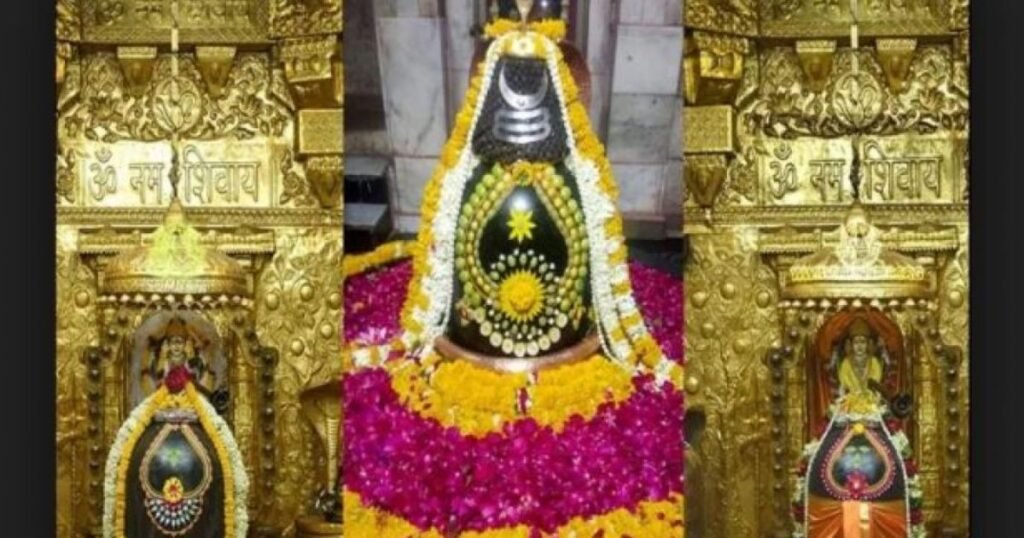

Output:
xmin=835 ymin=319 xmax=886 ymax=414
xmin=140 ymin=317 xmax=225 ymax=411
xmin=343 ymin=1 xmax=685 ymax=535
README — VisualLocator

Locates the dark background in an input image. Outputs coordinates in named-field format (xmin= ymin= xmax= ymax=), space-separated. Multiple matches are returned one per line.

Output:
xmin=1 ymin=1 xmax=1022 ymax=535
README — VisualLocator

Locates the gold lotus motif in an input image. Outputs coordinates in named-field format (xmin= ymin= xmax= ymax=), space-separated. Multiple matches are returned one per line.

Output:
xmin=102 ymin=198 xmax=248 ymax=297
xmin=785 ymin=205 xmax=929 ymax=299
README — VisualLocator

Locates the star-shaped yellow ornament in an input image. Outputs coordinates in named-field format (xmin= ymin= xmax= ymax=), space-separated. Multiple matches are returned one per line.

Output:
xmin=507 ymin=208 xmax=536 ymax=243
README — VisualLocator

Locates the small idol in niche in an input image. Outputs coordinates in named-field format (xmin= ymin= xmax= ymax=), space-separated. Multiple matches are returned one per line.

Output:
xmin=143 ymin=316 xmax=228 ymax=412
xmin=836 ymin=319 xmax=886 ymax=408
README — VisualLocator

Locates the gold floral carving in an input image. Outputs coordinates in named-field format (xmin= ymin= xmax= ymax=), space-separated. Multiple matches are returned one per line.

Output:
xmin=683 ymin=8 xmax=969 ymax=535
xmin=280 ymin=149 xmax=318 ymax=207
xmin=760 ymin=0 xmax=950 ymax=37
xmin=747 ymin=47 xmax=967 ymax=138
xmin=57 ymin=1 xmax=343 ymax=529
xmin=56 ymin=148 xmax=78 ymax=204
xmin=60 ymin=53 xmax=292 ymax=143
xmin=57 ymin=0 xmax=81 ymax=41
xmin=56 ymin=228 xmax=101 ymax=533
xmin=81 ymin=0 xmax=270 ymax=44
xmin=686 ymin=0 xmax=759 ymax=36
xmin=271 ymin=0 xmax=343 ymax=38
xmin=684 ymin=230 xmax=781 ymax=537
xmin=254 ymin=228 xmax=342 ymax=529
xmin=951 ymin=0 xmax=969 ymax=30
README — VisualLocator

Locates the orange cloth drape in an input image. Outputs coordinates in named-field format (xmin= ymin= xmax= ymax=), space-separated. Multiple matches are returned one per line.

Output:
xmin=807 ymin=496 xmax=908 ymax=537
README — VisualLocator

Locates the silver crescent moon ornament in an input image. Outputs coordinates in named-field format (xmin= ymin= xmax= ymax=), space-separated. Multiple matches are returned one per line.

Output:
xmin=498 ymin=65 xmax=549 ymax=111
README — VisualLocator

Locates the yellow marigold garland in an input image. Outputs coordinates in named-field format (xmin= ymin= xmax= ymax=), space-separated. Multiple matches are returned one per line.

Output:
xmin=398 ymin=57 xmax=487 ymax=341
xmin=483 ymin=19 xmax=567 ymax=42
xmin=343 ymin=488 xmax=684 ymax=537
xmin=384 ymin=24 xmax=684 ymax=387
xmin=388 ymin=354 xmax=635 ymax=437
xmin=529 ymin=355 xmax=634 ymax=427
xmin=550 ymin=39 xmax=684 ymax=383
xmin=343 ymin=240 xmax=419 ymax=278
xmin=111 ymin=386 xmax=169 ymax=538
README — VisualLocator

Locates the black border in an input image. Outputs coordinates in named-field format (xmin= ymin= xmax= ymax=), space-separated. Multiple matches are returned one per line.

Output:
xmin=1 ymin=1 xmax=57 ymax=533
xmin=969 ymin=2 xmax=1024 ymax=537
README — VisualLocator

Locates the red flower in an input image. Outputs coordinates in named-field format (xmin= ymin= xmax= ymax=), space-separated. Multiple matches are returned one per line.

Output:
xmin=792 ymin=502 xmax=805 ymax=520
xmin=910 ymin=509 xmax=924 ymax=524
xmin=904 ymin=458 xmax=918 ymax=476
xmin=845 ymin=471 xmax=869 ymax=500
xmin=164 ymin=365 xmax=193 ymax=393
xmin=797 ymin=459 xmax=809 ymax=477
xmin=886 ymin=417 xmax=903 ymax=433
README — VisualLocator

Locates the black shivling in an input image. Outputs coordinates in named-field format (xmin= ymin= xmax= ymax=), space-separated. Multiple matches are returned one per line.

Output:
xmin=448 ymin=53 xmax=591 ymax=358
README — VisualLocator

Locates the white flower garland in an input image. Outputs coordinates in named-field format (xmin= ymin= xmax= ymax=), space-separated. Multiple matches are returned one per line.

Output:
xmin=102 ymin=388 xmax=250 ymax=538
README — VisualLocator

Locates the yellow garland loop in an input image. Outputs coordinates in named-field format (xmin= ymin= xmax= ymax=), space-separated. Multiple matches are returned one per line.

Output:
xmin=111 ymin=385 xmax=238 ymax=538
xmin=483 ymin=19 xmax=567 ymax=41
xmin=343 ymin=489 xmax=684 ymax=537
xmin=389 ymin=354 xmax=635 ymax=437
xmin=343 ymin=240 xmax=419 ymax=278
xmin=114 ymin=386 xmax=168 ymax=538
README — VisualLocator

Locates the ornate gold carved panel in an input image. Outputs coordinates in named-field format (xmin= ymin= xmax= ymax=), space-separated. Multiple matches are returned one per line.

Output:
xmin=55 ymin=2 xmax=342 ymax=536
xmin=759 ymin=0 xmax=953 ymax=38
xmin=81 ymin=0 xmax=270 ymax=44
xmin=683 ymin=4 xmax=969 ymax=537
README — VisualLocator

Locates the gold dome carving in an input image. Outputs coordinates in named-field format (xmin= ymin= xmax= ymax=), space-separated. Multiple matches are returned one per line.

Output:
xmin=784 ymin=205 xmax=929 ymax=300
xmin=101 ymin=198 xmax=248 ymax=298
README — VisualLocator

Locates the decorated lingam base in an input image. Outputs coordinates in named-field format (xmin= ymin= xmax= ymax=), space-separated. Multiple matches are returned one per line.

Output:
xmin=682 ymin=1 xmax=969 ymax=537
xmin=55 ymin=1 xmax=342 ymax=536
xmin=342 ymin=2 xmax=684 ymax=536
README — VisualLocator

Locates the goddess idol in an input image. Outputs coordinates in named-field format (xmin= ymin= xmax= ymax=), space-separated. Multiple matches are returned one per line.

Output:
xmin=343 ymin=0 xmax=685 ymax=535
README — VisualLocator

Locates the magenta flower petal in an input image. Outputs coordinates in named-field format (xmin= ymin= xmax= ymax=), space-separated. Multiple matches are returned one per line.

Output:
xmin=344 ymin=370 xmax=684 ymax=532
